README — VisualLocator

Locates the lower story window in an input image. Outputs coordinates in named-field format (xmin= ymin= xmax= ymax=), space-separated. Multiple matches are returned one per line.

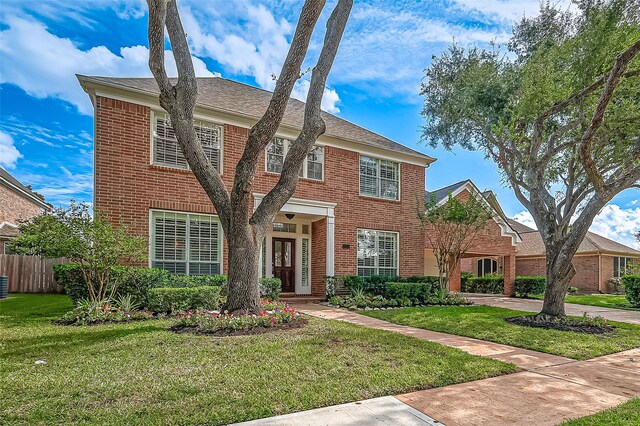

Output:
xmin=151 ymin=210 xmax=222 ymax=275
xmin=613 ymin=256 xmax=636 ymax=278
xmin=477 ymin=258 xmax=498 ymax=276
xmin=357 ymin=229 xmax=398 ymax=277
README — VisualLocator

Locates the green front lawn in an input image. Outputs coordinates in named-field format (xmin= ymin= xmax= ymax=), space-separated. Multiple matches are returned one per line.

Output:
xmin=530 ymin=294 xmax=639 ymax=311
xmin=0 ymin=295 xmax=516 ymax=425
xmin=361 ymin=305 xmax=640 ymax=360
xmin=561 ymin=398 xmax=640 ymax=425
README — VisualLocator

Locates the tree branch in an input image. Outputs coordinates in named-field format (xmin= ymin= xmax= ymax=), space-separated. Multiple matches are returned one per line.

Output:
xmin=251 ymin=0 xmax=353 ymax=227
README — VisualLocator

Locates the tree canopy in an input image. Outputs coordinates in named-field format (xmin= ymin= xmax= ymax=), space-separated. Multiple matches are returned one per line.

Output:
xmin=421 ymin=0 xmax=640 ymax=316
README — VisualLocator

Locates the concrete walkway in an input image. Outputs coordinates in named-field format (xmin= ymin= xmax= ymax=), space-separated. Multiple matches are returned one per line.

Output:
xmin=250 ymin=303 xmax=639 ymax=426
xmin=294 ymin=303 xmax=572 ymax=370
xmin=467 ymin=295 xmax=640 ymax=325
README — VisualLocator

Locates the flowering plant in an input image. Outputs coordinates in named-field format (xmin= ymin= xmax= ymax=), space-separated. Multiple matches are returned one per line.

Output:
xmin=174 ymin=300 xmax=301 ymax=332
xmin=56 ymin=298 xmax=155 ymax=326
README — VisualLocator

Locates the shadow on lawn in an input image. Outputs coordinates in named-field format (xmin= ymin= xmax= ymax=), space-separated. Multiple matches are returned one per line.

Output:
xmin=1 ymin=323 xmax=167 ymax=359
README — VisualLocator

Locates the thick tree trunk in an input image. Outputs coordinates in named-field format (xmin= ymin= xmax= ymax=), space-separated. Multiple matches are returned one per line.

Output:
xmin=224 ymin=227 xmax=261 ymax=314
xmin=539 ymin=247 xmax=576 ymax=317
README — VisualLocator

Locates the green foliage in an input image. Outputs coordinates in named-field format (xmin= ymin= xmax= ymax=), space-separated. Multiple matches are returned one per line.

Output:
xmin=56 ymin=298 xmax=154 ymax=326
xmin=362 ymin=275 xmax=395 ymax=294
xmin=165 ymin=274 xmax=228 ymax=288
xmin=398 ymin=275 xmax=440 ymax=284
xmin=259 ymin=278 xmax=282 ymax=301
xmin=461 ymin=271 xmax=474 ymax=289
xmin=462 ymin=275 xmax=504 ymax=294
xmin=515 ymin=276 xmax=546 ymax=298
xmin=342 ymin=275 xmax=364 ymax=292
xmin=383 ymin=282 xmax=435 ymax=304
xmin=10 ymin=201 xmax=147 ymax=302
xmin=622 ymin=275 xmax=640 ymax=307
xmin=147 ymin=286 xmax=222 ymax=313
xmin=53 ymin=264 xmax=168 ymax=307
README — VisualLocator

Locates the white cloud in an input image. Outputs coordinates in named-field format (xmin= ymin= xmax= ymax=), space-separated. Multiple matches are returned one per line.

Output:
xmin=0 ymin=131 xmax=23 ymax=169
xmin=0 ymin=17 xmax=217 ymax=115
xmin=513 ymin=203 xmax=640 ymax=249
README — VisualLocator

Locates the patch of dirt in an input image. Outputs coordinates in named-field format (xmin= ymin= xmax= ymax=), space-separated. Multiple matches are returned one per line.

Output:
xmin=169 ymin=318 xmax=308 ymax=337
xmin=506 ymin=315 xmax=615 ymax=335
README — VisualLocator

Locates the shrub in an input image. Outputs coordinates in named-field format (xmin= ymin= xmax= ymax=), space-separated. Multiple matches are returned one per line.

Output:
xmin=259 ymin=278 xmax=282 ymax=300
xmin=567 ymin=286 xmax=579 ymax=295
xmin=343 ymin=275 xmax=364 ymax=292
xmin=56 ymin=298 xmax=154 ymax=326
xmin=515 ymin=276 xmax=546 ymax=298
xmin=398 ymin=275 xmax=440 ymax=284
xmin=383 ymin=282 xmax=434 ymax=304
xmin=147 ymin=286 xmax=222 ymax=313
xmin=463 ymin=275 xmax=504 ymax=293
xmin=622 ymin=275 xmax=640 ymax=307
xmin=363 ymin=275 xmax=395 ymax=294
xmin=54 ymin=264 xmax=168 ymax=306
xmin=166 ymin=274 xmax=227 ymax=288
xmin=461 ymin=271 xmax=474 ymax=289
xmin=174 ymin=301 xmax=301 ymax=333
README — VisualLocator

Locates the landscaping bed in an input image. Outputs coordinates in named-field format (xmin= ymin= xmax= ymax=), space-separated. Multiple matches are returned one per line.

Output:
xmin=1 ymin=294 xmax=516 ymax=426
xmin=506 ymin=315 xmax=615 ymax=335
xmin=361 ymin=305 xmax=640 ymax=360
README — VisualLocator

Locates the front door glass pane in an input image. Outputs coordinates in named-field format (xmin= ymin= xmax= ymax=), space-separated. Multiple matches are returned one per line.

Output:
xmin=274 ymin=241 xmax=282 ymax=267
xmin=284 ymin=241 xmax=292 ymax=267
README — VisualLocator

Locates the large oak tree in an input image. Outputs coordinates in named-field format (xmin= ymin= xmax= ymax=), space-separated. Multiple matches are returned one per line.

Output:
xmin=421 ymin=0 xmax=640 ymax=317
xmin=146 ymin=0 xmax=352 ymax=312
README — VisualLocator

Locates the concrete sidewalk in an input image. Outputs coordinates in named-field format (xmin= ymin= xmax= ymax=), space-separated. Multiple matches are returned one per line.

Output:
xmin=256 ymin=303 xmax=639 ymax=426
xmin=293 ymin=302 xmax=572 ymax=370
xmin=467 ymin=295 xmax=640 ymax=325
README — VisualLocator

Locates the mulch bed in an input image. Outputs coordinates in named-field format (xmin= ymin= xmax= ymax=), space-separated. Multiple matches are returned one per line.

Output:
xmin=169 ymin=318 xmax=308 ymax=337
xmin=506 ymin=315 xmax=615 ymax=335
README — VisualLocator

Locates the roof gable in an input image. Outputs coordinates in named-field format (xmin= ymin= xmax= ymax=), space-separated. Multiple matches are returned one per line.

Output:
xmin=0 ymin=167 xmax=49 ymax=209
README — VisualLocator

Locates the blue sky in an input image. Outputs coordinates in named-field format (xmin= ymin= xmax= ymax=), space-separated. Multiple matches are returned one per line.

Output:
xmin=0 ymin=0 xmax=638 ymax=247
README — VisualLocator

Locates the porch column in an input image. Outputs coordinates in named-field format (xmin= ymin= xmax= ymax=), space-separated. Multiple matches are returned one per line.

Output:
xmin=503 ymin=254 xmax=516 ymax=296
xmin=449 ymin=261 xmax=461 ymax=292
xmin=326 ymin=215 xmax=335 ymax=276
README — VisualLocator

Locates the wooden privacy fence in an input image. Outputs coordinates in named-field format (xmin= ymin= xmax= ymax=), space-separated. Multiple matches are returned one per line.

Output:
xmin=0 ymin=255 xmax=69 ymax=293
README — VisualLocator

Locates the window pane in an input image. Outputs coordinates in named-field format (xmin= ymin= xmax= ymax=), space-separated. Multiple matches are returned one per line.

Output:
xmin=274 ymin=241 xmax=282 ymax=267
xmin=357 ymin=229 xmax=398 ymax=277
xmin=154 ymin=114 xmax=221 ymax=171
xmin=302 ymin=238 xmax=309 ymax=287
xmin=306 ymin=146 xmax=323 ymax=180
xmin=379 ymin=160 xmax=399 ymax=200
xmin=359 ymin=156 xmax=379 ymax=197
xmin=284 ymin=241 xmax=292 ymax=267
xmin=267 ymin=138 xmax=285 ymax=173
xmin=152 ymin=211 xmax=221 ymax=276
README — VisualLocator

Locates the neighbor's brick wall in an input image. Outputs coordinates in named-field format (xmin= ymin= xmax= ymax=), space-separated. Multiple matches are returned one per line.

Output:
xmin=601 ymin=255 xmax=615 ymax=292
xmin=94 ymin=96 xmax=426 ymax=292
xmin=0 ymin=185 xmax=43 ymax=225
xmin=515 ymin=255 xmax=602 ymax=293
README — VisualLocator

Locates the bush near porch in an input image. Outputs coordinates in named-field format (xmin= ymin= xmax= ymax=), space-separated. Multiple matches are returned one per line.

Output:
xmin=461 ymin=275 xmax=504 ymax=294
xmin=0 ymin=294 xmax=517 ymax=425
xmin=53 ymin=264 xmax=282 ymax=312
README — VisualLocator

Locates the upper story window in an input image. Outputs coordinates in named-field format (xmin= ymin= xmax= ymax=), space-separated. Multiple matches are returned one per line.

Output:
xmin=266 ymin=137 xmax=324 ymax=180
xmin=153 ymin=112 xmax=222 ymax=171
xmin=359 ymin=155 xmax=399 ymax=200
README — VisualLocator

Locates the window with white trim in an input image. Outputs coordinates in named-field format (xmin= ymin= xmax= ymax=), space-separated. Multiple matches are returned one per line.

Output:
xmin=357 ymin=229 xmax=398 ymax=277
xmin=266 ymin=137 xmax=324 ymax=180
xmin=359 ymin=155 xmax=399 ymax=200
xmin=151 ymin=211 xmax=222 ymax=275
xmin=614 ymin=256 xmax=637 ymax=278
xmin=153 ymin=113 xmax=222 ymax=171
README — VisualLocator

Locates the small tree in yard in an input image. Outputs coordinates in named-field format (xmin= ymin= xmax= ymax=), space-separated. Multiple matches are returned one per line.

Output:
xmin=421 ymin=0 xmax=640 ymax=317
xmin=8 ymin=202 xmax=146 ymax=303
xmin=146 ymin=0 xmax=353 ymax=312
xmin=418 ymin=194 xmax=490 ymax=290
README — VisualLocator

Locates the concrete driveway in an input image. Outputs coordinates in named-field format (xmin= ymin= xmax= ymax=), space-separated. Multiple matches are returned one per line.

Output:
xmin=466 ymin=295 xmax=640 ymax=324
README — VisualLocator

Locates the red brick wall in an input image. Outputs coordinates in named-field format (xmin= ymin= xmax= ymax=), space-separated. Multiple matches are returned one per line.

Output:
xmin=516 ymin=255 xmax=602 ymax=293
xmin=94 ymin=96 xmax=426 ymax=283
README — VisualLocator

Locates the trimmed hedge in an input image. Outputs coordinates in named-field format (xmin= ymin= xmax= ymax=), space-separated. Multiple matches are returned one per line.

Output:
xmin=462 ymin=275 xmax=504 ymax=294
xmin=147 ymin=286 xmax=222 ymax=313
xmin=383 ymin=282 xmax=438 ymax=304
xmin=622 ymin=275 xmax=640 ymax=307
xmin=165 ymin=274 xmax=227 ymax=288
xmin=398 ymin=275 xmax=440 ymax=284
xmin=515 ymin=276 xmax=546 ymax=298
xmin=53 ymin=264 xmax=169 ymax=306
xmin=259 ymin=278 xmax=282 ymax=300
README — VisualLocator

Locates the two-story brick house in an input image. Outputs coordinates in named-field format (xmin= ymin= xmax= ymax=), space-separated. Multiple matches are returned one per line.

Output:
xmin=78 ymin=75 xmax=435 ymax=296
xmin=0 ymin=167 xmax=50 ymax=253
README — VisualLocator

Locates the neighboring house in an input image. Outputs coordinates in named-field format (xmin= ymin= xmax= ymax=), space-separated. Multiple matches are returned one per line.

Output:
xmin=423 ymin=180 xmax=521 ymax=295
xmin=510 ymin=220 xmax=640 ymax=293
xmin=78 ymin=75 xmax=435 ymax=297
xmin=0 ymin=167 xmax=50 ymax=254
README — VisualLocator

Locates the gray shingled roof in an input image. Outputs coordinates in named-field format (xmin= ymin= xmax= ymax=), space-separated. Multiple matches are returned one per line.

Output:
xmin=509 ymin=219 xmax=640 ymax=256
xmin=425 ymin=179 xmax=470 ymax=203
xmin=0 ymin=167 xmax=48 ymax=208
xmin=78 ymin=76 xmax=434 ymax=161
